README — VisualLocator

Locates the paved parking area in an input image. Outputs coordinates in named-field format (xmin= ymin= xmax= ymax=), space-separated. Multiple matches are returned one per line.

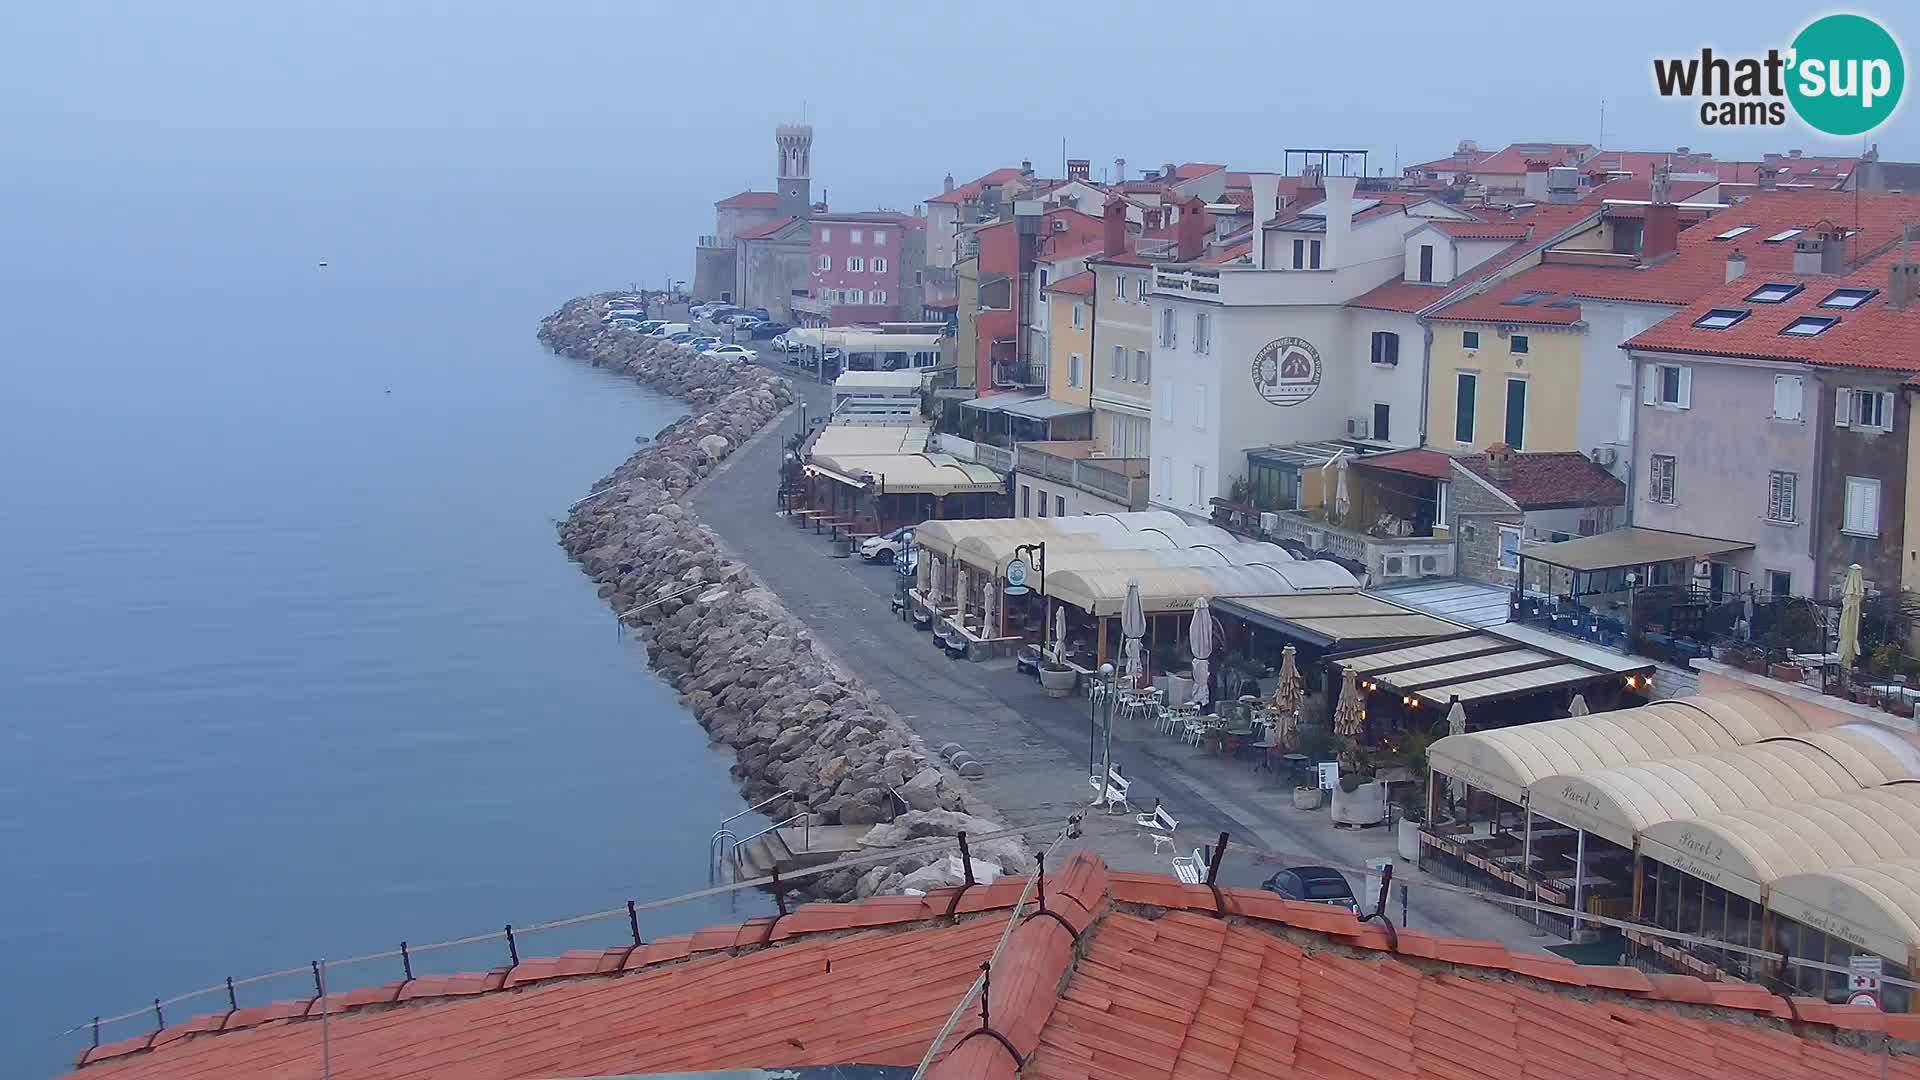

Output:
xmin=688 ymin=357 xmax=1558 ymax=950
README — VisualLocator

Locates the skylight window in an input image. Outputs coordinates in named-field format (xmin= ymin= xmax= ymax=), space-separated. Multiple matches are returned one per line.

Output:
xmin=1502 ymin=290 xmax=1551 ymax=306
xmin=1546 ymin=297 xmax=1581 ymax=309
xmin=1763 ymin=228 xmax=1804 ymax=243
xmin=1693 ymin=308 xmax=1750 ymax=330
xmin=1820 ymin=287 xmax=1878 ymax=310
xmin=1745 ymin=282 xmax=1803 ymax=304
xmin=1713 ymin=225 xmax=1756 ymax=240
xmin=1781 ymin=315 xmax=1840 ymax=337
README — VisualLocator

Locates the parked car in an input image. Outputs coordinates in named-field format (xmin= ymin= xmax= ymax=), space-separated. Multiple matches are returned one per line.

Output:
xmin=701 ymin=306 xmax=742 ymax=322
xmin=687 ymin=336 xmax=719 ymax=351
xmin=748 ymin=321 xmax=789 ymax=339
xmin=720 ymin=313 xmax=761 ymax=327
xmin=1261 ymin=867 xmax=1359 ymax=913
xmin=649 ymin=322 xmax=691 ymax=337
xmin=668 ymin=332 xmax=701 ymax=345
xmin=860 ymin=525 xmax=914 ymax=563
xmin=701 ymin=344 xmax=756 ymax=361
xmin=768 ymin=333 xmax=792 ymax=352
xmin=630 ymin=320 xmax=666 ymax=334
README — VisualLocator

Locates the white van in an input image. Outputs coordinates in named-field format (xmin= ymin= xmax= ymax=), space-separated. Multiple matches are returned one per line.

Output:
xmin=649 ymin=322 xmax=691 ymax=337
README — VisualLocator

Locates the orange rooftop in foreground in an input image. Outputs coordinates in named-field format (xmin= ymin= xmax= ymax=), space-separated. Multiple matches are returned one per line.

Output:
xmin=67 ymin=852 xmax=1920 ymax=1079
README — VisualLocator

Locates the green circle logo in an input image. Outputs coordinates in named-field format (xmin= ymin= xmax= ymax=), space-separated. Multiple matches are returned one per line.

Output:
xmin=1787 ymin=14 xmax=1904 ymax=136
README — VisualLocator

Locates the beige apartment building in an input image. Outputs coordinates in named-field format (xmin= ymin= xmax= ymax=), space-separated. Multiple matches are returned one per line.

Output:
xmin=1088 ymin=251 xmax=1156 ymax=459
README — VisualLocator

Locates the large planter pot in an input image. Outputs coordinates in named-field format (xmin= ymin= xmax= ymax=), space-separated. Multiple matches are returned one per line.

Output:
xmin=1331 ymin=780 xmax=1387 ymax=827
xmin=1769 ymin=662 xmax=1804 ymax=683
xmin=1397 ymin=818 xmax=1422 ymax=861
xmin=1039 ymin=665 xmax=1078 ymax=698
xmin=1292 ymin=785 xmax=1324 ymax=811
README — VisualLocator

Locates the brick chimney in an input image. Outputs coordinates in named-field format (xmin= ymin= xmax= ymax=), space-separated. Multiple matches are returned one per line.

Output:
xmin=1725 ymin=247 xmax=1748 ymax=283
xmin=1642 ymin=164 xmax=1680 ymax=261
xmin=1891 ymin=226 xmax=1919 ymax=312
xmin=1757 ymin=166 xmax=1778 ymax=191
xmin=1176 ymin=196 xmax=1208 ymax=261
xmin=1795 ymin=226 xmax=1849 ymax=274
xmin=1067 ymin=158 xmax=1090 ymax=182
xmin=1485 ymin=442 xmax=1515 ymax=482
xmin=1102 ymin=196 xmax=1128 ymax=257
xmin=1523 ymin=160 xmax=1550 ymax=202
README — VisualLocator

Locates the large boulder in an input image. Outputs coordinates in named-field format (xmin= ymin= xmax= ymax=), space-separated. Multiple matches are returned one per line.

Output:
xmin=899 ymin=766 xmax=944 ymax=811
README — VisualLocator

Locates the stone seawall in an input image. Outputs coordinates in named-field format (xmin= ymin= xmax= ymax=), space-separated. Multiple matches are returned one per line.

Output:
xmin=540 ymin=295 xmax=1030 ymax=899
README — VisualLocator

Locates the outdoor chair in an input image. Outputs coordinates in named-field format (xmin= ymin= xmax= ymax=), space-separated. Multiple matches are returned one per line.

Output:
xmin=1089 ymin=767 xmax=1131 ymax=813
xmin=1135 ymin=801 xmax=1179 ymax=855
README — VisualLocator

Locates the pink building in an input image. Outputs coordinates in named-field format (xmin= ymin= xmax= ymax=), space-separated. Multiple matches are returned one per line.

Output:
xmin=805 ymin=212 xmax=921 ymax=325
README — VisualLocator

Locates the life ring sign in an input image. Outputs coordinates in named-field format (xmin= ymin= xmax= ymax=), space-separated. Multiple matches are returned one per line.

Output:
xmin=1251 ymin=337 xmax=1323 ymax=407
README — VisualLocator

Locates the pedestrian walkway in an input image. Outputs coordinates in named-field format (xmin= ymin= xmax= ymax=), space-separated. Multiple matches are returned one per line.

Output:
xmin=693 ymin=371 xmax=1561 ymax=952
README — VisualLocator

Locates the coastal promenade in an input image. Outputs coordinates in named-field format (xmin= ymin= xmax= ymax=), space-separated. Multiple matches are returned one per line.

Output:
xmin=696 ymin=355 xmax=1554 ymax=950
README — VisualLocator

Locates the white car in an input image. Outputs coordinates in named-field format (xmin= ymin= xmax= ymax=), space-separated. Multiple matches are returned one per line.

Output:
xmin=701 ymin=344 xmax=756 ymax=360
xmin=860 ymin=526 xmax=914 ymax=563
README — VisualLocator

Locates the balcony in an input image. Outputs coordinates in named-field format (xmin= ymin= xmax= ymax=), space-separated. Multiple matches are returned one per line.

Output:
xmin=1014 ymin=442 xmax=1149 ymax=511
xmin=990 ymin=358 xmax=1044 ymax=389
xmin=1210 ymin=502 xmax=1453 ymax=583
xmin=698 ymin=234 xmax=727 ymax=250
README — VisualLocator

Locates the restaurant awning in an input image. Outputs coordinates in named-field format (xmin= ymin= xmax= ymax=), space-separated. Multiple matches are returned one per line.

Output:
xmin=1332 ymin=628 xmax=1655 ymax=711
xmin=1214 ymin=593 xmax=1462 ymax=648
xmin=1518 ymin=526 xmax=1754 ymax=573
xmin=1000 ymin=396 xmax=1092 ymax=420
xmin=912 ymin=512 xmax=1188 ymax=560
xmin=1423 ymin=690 xmax=1811 ymax=805
xmin=1640 ymin=779 xmax=1920 ymax=902
xmin=1045 ymin=562 xmax=1357 ymax=617
xmin=810 ymin=453 xmax=1003 ymax=496
xmin=1769 ymin=858 xmax=1920 ymax=962
xmin=1524 ymin=724 xmax=1920 ymax=848
xmin=809 ymin=423 xmax=931 ymax=457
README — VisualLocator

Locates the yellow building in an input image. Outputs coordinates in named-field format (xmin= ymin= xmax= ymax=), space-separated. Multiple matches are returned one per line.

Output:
xmin=1424 ymin=312 xmax=1585 ymax=452
xmin=1044 ymin=270 xmax=1095 ymax=409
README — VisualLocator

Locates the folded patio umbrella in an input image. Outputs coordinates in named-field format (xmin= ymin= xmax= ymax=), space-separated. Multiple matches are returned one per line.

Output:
xmin=1121 ymin=577 xmax=1146 ymax=681
xmin=1189 ymin=596 xmax=1213 ymax=709
xmin=1333 ymin=667 xmax=1365 ymax=737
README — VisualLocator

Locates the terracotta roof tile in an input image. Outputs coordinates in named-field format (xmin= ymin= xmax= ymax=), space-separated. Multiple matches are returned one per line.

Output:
xmin=1455 ymin=449 xmax=1626 ymax=509
xmin=928 ymin=167 xmax=1026 ymax=205
xmin=716 ymin=190 xmax=779 ymax=209
xmin=68 ymin=852 xmax=1920 ymax=1080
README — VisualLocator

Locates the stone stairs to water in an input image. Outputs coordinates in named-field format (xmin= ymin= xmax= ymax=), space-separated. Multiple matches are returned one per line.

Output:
xmin=736 ymin=824 xmax=869 ymax=880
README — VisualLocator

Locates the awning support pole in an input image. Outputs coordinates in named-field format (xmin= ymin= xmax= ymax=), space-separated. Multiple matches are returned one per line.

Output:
xmin=1523 ymin=809 xmax=1537 ymax=927
xmin=1572 ymin=828 xmax=1587 ymax=937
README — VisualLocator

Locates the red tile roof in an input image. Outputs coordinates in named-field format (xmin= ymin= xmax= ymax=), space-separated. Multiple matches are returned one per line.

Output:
xmin=1202 ymin=240 xmax=1252 ymax=265
xmin=928 ymin=167 xmax=1027 ymax=205
xmin=810 ymin=210 xmax=919 ymax=225
xmin=1348 ymin=280 xmax=1455 ymax=314
xmin=1044 ymin=270 xmax=1095 ymax=296
xmin=1457 ymin=449 xmax=1628 ymax=509
xmin=1088 ymin=251 xmax=1152 ymax=268
xmin=1432 ymin=219 xmax=1534 ymax=240
xmin=1583 ymin=176 xmax=1721 ymax=205
xmin=1470 ymin=142 xmax=1596 ymax=177
xmin=1627 ymin=251 xmax=1920 ymax=371
xmin=1348 ymin=203 xmax=1607 ymax=315
xmin=1429 ymin=191 xmax=1920 ymax=324
xmin=1173 ymin=162 xmax=1226 ymax=180
xmin=735 ymin=215 xmax=798 ymax=241
xmin=66 ymin=853 xmax=1920 ymax=1080
xmin=716 ymin=190 xmax=780 ymax=209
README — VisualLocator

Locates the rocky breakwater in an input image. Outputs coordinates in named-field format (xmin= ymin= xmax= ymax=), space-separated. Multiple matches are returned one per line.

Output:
xmin=540 ymin=295 xmax=1032 ymax=899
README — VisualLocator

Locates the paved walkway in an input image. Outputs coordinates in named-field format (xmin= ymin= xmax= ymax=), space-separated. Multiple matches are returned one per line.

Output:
xmin=691 ymin=351 xmax=1559 ymax=951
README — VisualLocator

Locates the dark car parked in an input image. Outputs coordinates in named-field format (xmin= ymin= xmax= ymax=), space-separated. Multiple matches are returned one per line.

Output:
xmin=750 ymin=321 xmax=790 ymax=339
xmin=1261 ymin=866 xmax=1359 ymax=912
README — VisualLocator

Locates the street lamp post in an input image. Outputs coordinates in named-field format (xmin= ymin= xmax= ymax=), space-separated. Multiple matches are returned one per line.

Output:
xmin=1089 ymin=662 xmax=1116 ymax=809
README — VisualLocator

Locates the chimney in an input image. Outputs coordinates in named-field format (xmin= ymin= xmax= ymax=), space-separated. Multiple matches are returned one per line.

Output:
xmin=1114 ymin=157 xmax=1126 ymax=183
xmin=1757 ymin=166 xmax=1778 ymax=191
xmin=1322 ymin=174 xmax=1357 ymax=271
xmin=1067 ymin=158 xmax=1090 ymax=182
xmin=1888 ymin=226 xmax=1919 ymax=311
xmin=1249 ymin=174 xmax=1282 ymax=269
xmin=1725 ymin=247 xmax=1748 ymax=283
xmin=1485 ymin=442 xmax=1514 ymax=482
xmin=1176 ymin=196 xmax=1207 ymax=261
xmin=1102 ymin=196 xmax=1128 ymax=257
xmin=1642 ymin=163 xmax=1679 ymax=260
xmin=1523 ymin=159 xmax=1550 ymax=202
xmin=1020 ymin=159 xmax=1033 ymax=176
xmin=1162 ymin=162 xmax=1177 ymax=181
xmin=1793 ymin=234 xmax=1825 ymax=273
xmin=943 ymin=173 xmax=955 ymax=193
xmin=1790 ymin=148 xmax=1804 ymax=159
xmin=1144 ymin=207 xmax=1164 ymax=232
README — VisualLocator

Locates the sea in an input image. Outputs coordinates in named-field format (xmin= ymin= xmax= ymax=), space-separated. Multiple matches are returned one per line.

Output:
xmin=0 ymin=161 xmax=766 ymax=1072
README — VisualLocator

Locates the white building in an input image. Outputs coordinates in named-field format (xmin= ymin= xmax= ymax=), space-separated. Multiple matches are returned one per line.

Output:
xmin=1145 ymin=176 xmax=1475 ymax=519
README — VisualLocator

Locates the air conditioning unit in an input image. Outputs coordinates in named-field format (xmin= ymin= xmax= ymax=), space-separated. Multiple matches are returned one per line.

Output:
xmin=1383 ymin=555 xmax=1407 ymax=578
xmin=1589 ymin=446 xmax=1619 ymax=466
xmin=1052 ymin=218 xmax=1069 ymax=233
xmin=1346 ymin=415 xmax=1372 ymax=439
xmin=1419 ymin=554 xmax=1442 ymax=574
xmin=1305 ymin=529 xmax=1325 ymax=549
xmin=1259 ymin=511 xmax=1280 ymax=533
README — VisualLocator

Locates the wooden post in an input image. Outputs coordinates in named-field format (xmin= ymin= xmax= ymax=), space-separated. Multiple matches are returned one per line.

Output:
xmin=1632 ymin=851 xmax=1646 ymax=921
xmin=1097 ymin=615 xmax=1109 ymax=667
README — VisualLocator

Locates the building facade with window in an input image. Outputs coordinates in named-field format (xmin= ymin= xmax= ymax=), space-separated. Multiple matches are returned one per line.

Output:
xmin=1043 ymin=270 xmax=1094 ymax=409
xmin=1625 ymin=243 xmax=1920 ymax=598
xmin=1087 ymin=251 xmax=1156 ymax=461
xmin=1448 ymin=444 xmax=1627 ymax=590
xmin=806 ymin=211 xmax=921 ymax=323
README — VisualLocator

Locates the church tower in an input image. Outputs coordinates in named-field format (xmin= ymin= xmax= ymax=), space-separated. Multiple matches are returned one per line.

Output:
xmin=775 ymin=123 xmax=814 ymax=219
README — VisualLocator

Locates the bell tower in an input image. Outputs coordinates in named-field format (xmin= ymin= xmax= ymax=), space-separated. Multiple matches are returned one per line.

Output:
xmin=776 ymin=123 xmax=814 ymax=218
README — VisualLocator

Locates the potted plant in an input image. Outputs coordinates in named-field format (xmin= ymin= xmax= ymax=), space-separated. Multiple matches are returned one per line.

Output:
xmin=1396 ymin=734 xmax=1432 ymax=860
xmin=1330 ymin=738 xmax=1387 ymax=827
xmin=1038 ymin=659 xmax=1078 ymax=698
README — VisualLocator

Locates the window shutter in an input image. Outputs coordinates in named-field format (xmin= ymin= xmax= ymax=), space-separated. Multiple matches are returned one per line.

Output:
xmin=1768 ymin=473 xmax=1781 ymax=520
xmin=1837 ymin=387 xmax=1852 ymax=426
xmin=1784 ymin=473 xmax=1796 ymax=520
xmin=1881 ymin=391 xmax=1896 ymax=431
xmin=1642 ymin=366 xmax=1657 ymax=406
xmin=1677 ymin=367 xmax=1693 ymax=409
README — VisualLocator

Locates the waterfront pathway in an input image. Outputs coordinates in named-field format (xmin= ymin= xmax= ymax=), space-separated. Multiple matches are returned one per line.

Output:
xmin=694 ymin=350 xmax=1557 ymax=951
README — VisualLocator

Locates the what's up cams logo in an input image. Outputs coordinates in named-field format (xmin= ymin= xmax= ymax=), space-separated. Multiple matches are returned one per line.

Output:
xmin=1653 ymin=13 xmax=1904 ymax=135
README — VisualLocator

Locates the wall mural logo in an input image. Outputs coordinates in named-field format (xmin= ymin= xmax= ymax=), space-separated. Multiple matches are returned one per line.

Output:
xmin=1651 ymin=13 xmax=1904 ymax=134
xmin=1251 ymin=337 xmax=1322 ymax=407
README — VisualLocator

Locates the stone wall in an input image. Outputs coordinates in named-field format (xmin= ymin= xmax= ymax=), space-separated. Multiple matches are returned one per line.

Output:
xmin=1451 ymin=474 xmax=1520 ymax=588
xmin=539 ymin=295 xmax=1028 ymax=899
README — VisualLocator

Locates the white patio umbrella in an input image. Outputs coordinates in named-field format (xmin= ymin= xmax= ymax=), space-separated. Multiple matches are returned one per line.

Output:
xmin=1839 ymin=563 xmax=1865 ymax=672
xmin=1121 ymin=577 xmax=1146 ymax=682
xmin=1568 ymin=693 xmax=1590 ymax=717
xmin=982 ymin=576 xmax=998 ymax=638
xmin=1189 ymin=596 xmax=1214 ymax=709
xmin=955 ymin=567 xmax=970 ymax=619
xmin=1445 ymin=698 xmax=1468 ymax=803
xmin=1333 ymin=455 xmax=1351 ymax=523
xmin=1052 ymin=605 xmax=1068 ymax=661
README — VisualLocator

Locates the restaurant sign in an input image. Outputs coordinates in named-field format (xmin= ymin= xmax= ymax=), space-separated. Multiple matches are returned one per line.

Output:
xmin=1004 ymin=558 xmax=1029 ymax=595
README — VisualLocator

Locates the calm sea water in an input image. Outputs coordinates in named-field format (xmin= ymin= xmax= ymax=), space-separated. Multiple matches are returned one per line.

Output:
xmin=0 ymin=162 xmax=763 ymax=1071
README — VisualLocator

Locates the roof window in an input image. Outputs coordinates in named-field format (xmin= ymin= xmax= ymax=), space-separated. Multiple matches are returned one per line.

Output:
xmin=1692 ymin=308 xmax=1750 ymax=330
xmin=1780 ymin=315 xmax=1839 ymax=337
xmin=1745 ymin=282 xmax=1803 ymax=304
xmin=1819 ymin=287 xmax=1878 ymax=310
xmin=1762 ymin=228 xmax=1804 ymax=244
xmin=1502 ymin=290 xmax=1551 ymax=306
xmin=1713 ymin=225 xmax=1756 ymax=240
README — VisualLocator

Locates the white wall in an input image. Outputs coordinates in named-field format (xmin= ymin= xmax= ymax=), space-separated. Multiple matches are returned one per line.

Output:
xmin=1014 ymin=473 xmax=1131 ymax=517
xmin=1577 ymin=300 xmax=1681 ymax=472
xmin=1343 ymin=311 xmax=1428 ymax=447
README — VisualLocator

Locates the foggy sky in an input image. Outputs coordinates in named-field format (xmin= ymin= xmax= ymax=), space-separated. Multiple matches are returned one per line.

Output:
xmin=5 ymin=2 xmax=1911 ymax=279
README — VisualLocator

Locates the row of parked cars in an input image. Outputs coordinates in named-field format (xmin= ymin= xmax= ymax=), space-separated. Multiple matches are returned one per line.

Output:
xmin=689 ymin=303 xmax=789 ymax=340
xmin=602 ymin=311 xmax=755 ymax=361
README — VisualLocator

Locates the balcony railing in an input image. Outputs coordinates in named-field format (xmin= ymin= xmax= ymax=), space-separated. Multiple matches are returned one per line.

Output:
xmin=1210 ymin=502 xmax=1453 ymax=582
xmin=1014 ymin=444 xmax=1149 ymax=510
xmin=974 ymin=443 xmax=1013 ymax=474
xmin=698 ymin=234 xmax=726 ymax=249
xmin=991 ymin=359 xmax=1044 ymax=389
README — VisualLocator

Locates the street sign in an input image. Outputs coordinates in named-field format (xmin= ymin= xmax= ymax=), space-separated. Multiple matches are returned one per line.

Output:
xmin=1004 ymin=558 xmax=1029 ymax=595
xmin=1847 ymin=990 xmax=1881 ymax=1009
xmin=1850 ymin=954 xmax=1883 ymax=992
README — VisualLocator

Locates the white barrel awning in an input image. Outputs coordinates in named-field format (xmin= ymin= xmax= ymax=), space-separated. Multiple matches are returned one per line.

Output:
xmin=1045 ymin=561 xmax=1357 ymax=617
xmin=1769 ymin=858 xmax=1920 ymax=963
